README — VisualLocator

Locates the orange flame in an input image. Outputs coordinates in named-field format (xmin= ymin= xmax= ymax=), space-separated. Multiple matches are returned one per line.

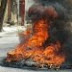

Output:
xmin=6 ymin=19 xmax=65 ymax=67
xmin=27 ymin=19 xmax=49 ymax=48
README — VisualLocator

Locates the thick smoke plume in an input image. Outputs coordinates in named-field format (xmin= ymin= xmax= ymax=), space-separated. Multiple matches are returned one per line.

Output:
xmin=26 ymin=0 xmax=72 ymax=65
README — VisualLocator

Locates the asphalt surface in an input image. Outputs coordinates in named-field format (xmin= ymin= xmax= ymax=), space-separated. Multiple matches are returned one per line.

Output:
xmin=0 ymin=29 xmax=72 ymax=72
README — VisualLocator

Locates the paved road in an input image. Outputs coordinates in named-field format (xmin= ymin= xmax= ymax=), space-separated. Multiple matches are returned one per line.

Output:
xmin=0 ymin=30 xmax=72 ymax=72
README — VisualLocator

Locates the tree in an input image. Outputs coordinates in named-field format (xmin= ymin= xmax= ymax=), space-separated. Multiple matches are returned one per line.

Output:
xmin=0 ymin=0 xmax=7 ymax=31
xmin=20 ymin=0 xmax=25 ymax=26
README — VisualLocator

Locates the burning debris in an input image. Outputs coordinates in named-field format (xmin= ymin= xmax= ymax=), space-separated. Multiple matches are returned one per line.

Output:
xmin=5 ymin=0 xmax=72 ymax=69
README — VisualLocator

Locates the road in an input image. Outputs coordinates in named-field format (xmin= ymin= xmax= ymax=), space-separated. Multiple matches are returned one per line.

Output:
xmin=0 ymin=27 xmax=72 ymax=72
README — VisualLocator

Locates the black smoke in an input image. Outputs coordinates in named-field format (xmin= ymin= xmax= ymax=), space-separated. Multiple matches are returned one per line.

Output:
xmin=26 ymin=0 xmax=72 ymax=65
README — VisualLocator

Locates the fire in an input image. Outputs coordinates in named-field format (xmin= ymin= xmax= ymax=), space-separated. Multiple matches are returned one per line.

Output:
xmin=43 ymin=42 xmax=65 ymax=67
xmin=27 ymin=19 xmax=49 ymax=48
xmin=6 ymin=19 xmax=65 ymax=68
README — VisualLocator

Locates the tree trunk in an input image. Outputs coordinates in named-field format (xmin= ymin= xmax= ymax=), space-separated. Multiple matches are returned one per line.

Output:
xmin=7 ymin=0 xmax=11 ymax=23
xmin=20 ymin=0 xmax=25 ymax=26
xmin=0 ymin=0 xmax=7 ymax=31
